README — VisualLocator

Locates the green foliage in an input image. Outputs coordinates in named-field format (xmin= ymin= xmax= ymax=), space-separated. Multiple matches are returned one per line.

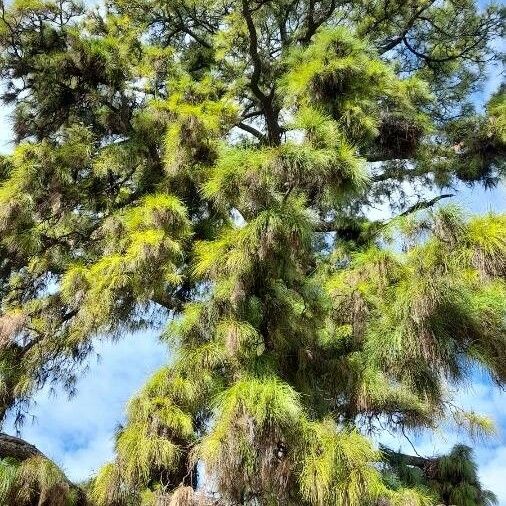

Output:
xmin=116 ymin=423 xmax=181 ymax=487
xmin=442 ymin=88 xmax=506 ymax=186
xmin=0 ymin=0 xmax=504 ymax=504
xmin=297 ymin=420 xmax=383 ymax=505
xmin=0 ymin=458 xmax=19 ymax=503
xmin=89 ymin=462 xmax=136 ymax=506
xmin=0 ymin=455 xmax=81 ymax=506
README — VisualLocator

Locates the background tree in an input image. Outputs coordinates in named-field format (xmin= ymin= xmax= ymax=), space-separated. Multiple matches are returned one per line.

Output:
xmin=382 ymin=445 xmax=498 ymax=506
xmin=0 ymin=0 xmax=504 ymax=505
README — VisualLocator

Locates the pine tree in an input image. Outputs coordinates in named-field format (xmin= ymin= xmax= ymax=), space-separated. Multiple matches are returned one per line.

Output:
xmin=382 ymin=445 xmax=498 ymax=506
xmin=0 ymin=0 xmax=504 ymax=505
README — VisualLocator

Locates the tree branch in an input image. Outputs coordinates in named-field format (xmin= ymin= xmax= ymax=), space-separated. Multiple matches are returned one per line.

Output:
xmin=402 ymin=34 xmax=488 ymax=64
xmin=377 ymin=0 xmax=437 ymax=54
xmin=174 ymin=8 xmax=212 ymax=48
xmin=381 ymin=445 xmax=430 ymax=470
xmin=0 ymin=432 xmax=42 ymax=461
xmin=300 ymin=0 xmax=337 ymax=44
xmin=236 ymin=122 xmax=266 ymax=141
xmin=399 ymin=193 xmax=454 ymax=217
xmin=241 ymin=0 xmax=281 ymax=145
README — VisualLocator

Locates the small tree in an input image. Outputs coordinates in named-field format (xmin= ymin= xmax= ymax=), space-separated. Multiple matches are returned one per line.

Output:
xmin=0 ymin=0 xmax=504 ymax=504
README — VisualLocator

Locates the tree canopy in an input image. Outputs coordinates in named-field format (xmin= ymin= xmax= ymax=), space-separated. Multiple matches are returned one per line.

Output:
xmin=0 ymin=0 xmax=504 ymax=504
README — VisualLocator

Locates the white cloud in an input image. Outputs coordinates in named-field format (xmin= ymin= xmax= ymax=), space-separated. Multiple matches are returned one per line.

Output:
xmin=5 ymin=330 xmax=168 ymax=482
xmin=480 ymin=445 xmax=506 ymax=505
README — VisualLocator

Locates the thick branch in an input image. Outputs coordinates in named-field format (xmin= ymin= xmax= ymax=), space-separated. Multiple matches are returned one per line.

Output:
xmin=174 ymin=8 xmax=212 ymax=48
xmin=241 ymin=0 xmax=267 ymax=103
xmin=236 ymin=122 xmax=266 ymax=141
xmin=399 ymin=193 xmax=454 ymax=216
xmin=381 ymin=446 xmax=430 ymax=469
xmin=241 ymin=0 xmax=281 ymax=145
xmin=0 ymin=432 xmax=42 ymax=461
xmin=300 ymin=0 xmax=337 ymax=43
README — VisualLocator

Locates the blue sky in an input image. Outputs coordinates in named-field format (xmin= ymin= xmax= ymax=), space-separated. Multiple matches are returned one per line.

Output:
xmin=2 ymin=331 xmax=168 ymax=482
xmin=0 ymin=1 xmax=505 ymax=502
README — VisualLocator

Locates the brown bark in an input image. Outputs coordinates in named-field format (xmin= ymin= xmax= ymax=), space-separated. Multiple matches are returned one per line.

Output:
xmin=0 ymin=432 xmax=43 ymax=461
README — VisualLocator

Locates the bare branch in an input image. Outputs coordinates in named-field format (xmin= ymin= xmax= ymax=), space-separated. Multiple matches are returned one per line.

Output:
xmin=236 ymin=122 xmax=266 ymax=141
xmin=399 ymin=193 xmax=454 ymax=217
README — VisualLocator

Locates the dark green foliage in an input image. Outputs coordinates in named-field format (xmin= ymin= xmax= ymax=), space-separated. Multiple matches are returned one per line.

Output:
xmin=382 ymin=445 xmax=498 ymax=506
